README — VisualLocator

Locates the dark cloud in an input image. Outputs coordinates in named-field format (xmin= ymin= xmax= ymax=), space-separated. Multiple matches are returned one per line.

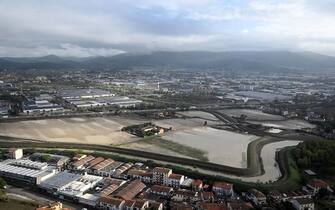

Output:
xmin=0 ymin=0 xmax=334 ymax=57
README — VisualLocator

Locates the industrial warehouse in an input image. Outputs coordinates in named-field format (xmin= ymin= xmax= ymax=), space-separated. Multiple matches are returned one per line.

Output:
xmin=0 ymin=158 xmax=57 ymax=185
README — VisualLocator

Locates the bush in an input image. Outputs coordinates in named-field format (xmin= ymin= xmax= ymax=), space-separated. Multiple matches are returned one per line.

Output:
xmin=0 ymin=177 xmax=7 ymax=189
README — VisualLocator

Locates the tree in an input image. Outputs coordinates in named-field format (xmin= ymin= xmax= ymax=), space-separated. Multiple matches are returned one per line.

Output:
xmin=40 ymin=154 xmax=52 ymax=162
xmin=0 ymin=177 xmax=6 ymax=189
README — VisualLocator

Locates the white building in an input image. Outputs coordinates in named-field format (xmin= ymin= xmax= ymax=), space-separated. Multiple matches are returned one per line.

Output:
xmin=59 ymin=89 xmax=115 ymax=99
xmin=246 ymin=188 xmax=267 ymax=206
xmin=40 ymin=171 xmax=103 ymax=199
xmin=167 ymin=173 xmax=185 ymax=188
xmin=212 ymin=182 xmax=234 ymax=197
xmin=7 ymin=148 xmax=23 ymax=159
xmin=22 ymin=99 xmax=64 ymax=115
xmin=291 ymin=198 xmax=314 ymax=210
xmin=0 ymin=159 xmax=57 ymax=185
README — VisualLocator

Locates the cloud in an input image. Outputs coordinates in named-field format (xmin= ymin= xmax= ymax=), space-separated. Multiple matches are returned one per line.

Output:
xmin=0 ymin=0 xmax=334 ymax=57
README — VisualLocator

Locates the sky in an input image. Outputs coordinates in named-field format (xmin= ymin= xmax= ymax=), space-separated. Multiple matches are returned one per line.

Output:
xmin=0 ymin=0 xmax=335 ymax=57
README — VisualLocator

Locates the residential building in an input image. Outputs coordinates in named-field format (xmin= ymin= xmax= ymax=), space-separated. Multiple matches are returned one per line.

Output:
xmin=200 ymin=192 xmax=215 ymax=203
xmin=97 ymin=197 xmax=125 ymax=210
xmin=245 ymin=188 xmax=267 ymax=206
xmin=306 ymin=179 xmax=332 ymax=195
xmin=291 ymin=198 xmax=315 ymax=210
xmin=148 ymin=201 xmax=163 ymax=210
xmin=212 ymin=182 xmax=234 ymax=197
xmin=132 ymin=200 xmax=150 ymax=210
xmin=167 ymin=173 xmax=184 ymax=188
xmin=199 ymin=203 xmax=228 ymax=210
xmin=127 ymin=169 xmax=152 ymax=183
xmin=171 ymin=189 xmax=199 ymax=203
xmin=152 ymin=167 xmax=172 ymax=185
xmin=149 ymin=185 xmax=173 ymax=198
xmin=192 ymin=179 xmax=203 ymax=191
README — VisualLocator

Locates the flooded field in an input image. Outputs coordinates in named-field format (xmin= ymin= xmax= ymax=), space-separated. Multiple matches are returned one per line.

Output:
xmin=153 ymin=118 xmax=219 ymax=131
xmin=220 ymin=109 xmax=285 ymax=121
xmin=235 ymin=91 xmax=291 ymax=101
xmin=162 ymin=127 xmax=258 ymax=167
xmin=220 ymin=108 xmax=315 ymax=130
xmin=0 ymin=116 xmax=219 ymax=145
xmin=191 ymin=139 xmax=301 ymax=183
xmin=242 ymin=140 xmax=301 ymax=182
xmin=0 ymin=114 xmax=304 ymax=182
xmin=251 ymin=119 xmax=316 ymax=130
xmin=0 ymin=117 xmax=141 ymax=145
xmin=176 ymin=111 xmax=219 ymax=121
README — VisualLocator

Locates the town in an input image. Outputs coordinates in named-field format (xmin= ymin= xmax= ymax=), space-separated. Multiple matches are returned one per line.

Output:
xmin=0 ymin=69 xmax=335 ymax=209
xmin=1 ymin=0 xmax=335 ymax=209
xmin=0 ymin=148 xmax=332 ymax=210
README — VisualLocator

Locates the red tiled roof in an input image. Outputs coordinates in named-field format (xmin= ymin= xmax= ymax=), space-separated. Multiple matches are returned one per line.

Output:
xmin=152 ymin=167 xmax=171 ymax=174
xmin=124 ymin=200 xmax=135 ymax=207
xmin=132 ymin=199 xmax=148 ymax=208
xmin=175 ymin=189 xmax=197 ymax=197
xmin=213 ymin=182 xmax=233 ymax=190
xmin=128 ymin=169 xmax=147 ymax=176
xmin=72 ymin=155 xmax=95 ymax=168
xmin=149 ymin=201 xmax=163 ymax=210
xmin=91 ymin=158 xmax=114 ymax=171
xmin=248 ymin=188 xmax=266 ymax=198
xmin=308 ymin=178 xmax=329 ymax=189
xmin=97 ymin=197 xmax=124 ymax=206
xmin=228 ymin=201 xmax=253 ymax=210
xmin=115 ymin=180 xmax=146 ymax=200
xmin=201 ymin=191 xmax=214 ymax=200
xmin=295 ymin=198 xmax=314 ymax=205
xmin=100 ymin=184 xmax=121 ymax=197
xmin=192 ymin=179 xmax=203 ymax=186
xmin=170 ymin=202 xmax=192 ymax=210
xmin=150 ymin=185 xmax=173 ymax=193
xmin=88 ymin=157 xmax=105 ymax=167
xmin=168 ymin=173 xmax=183 ymax=180
xmin=199 ymin=203 xmax=228 ymax=210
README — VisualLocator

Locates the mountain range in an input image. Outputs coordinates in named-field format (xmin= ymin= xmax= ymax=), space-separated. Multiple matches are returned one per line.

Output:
xmin=0 ymin=51 xmax=335 ymax=73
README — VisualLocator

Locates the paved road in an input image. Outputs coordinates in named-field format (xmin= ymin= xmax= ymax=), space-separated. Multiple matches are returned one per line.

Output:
xmin=5 ymin=185 xmax=85 ymax=210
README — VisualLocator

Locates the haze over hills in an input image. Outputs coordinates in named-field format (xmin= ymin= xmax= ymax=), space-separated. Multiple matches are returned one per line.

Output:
xmin=1 ymin=51 xmax=335 ymax=73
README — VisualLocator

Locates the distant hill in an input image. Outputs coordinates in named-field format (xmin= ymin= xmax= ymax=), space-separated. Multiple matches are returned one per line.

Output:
xmin=0 ymin=55 xmax=81 ymax=70
xmin=1 ymin=51 xmax=335 ymax=72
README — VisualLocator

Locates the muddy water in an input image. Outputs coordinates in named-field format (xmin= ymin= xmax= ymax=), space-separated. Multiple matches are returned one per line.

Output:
xmin=163 ymin=127 xmax=258 ymax=168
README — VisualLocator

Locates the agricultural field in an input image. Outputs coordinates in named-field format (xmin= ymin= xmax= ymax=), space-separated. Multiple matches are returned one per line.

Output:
xmin=162 ymin=127 xmax=258 ymax=168
xmin=176 ymin=111 xmax=220 ymax=121
xmin=254 ymin=119 xmax=316 ymax=130
xmin=0 ymin=116 xmax=219 ymax=146
xmin=0 ymin=111 xmax=306 ymax=181
xmin=242 ymin=140 xmax=301 ymax=183
xmin=220 ymin=109 xmax=285 ymax=121
xmin=220 ymin=109 xmax=315 ymax=130
xmin=0 ymin=117 xmax=142 ymax=145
